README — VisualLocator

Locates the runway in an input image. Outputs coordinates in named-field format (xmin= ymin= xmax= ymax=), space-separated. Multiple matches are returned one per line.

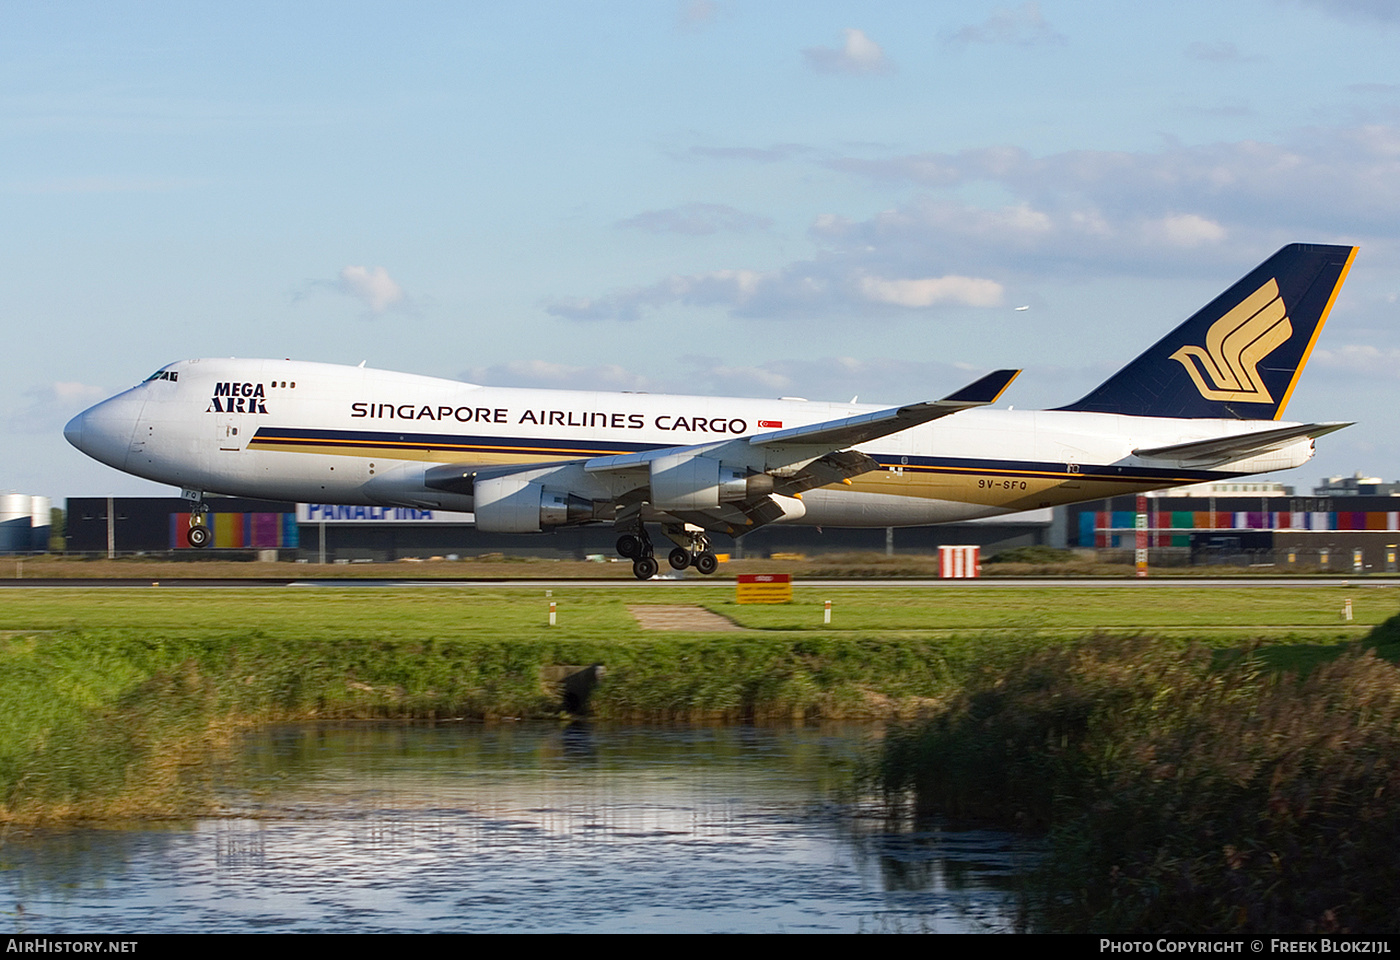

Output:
xmin=2 ymin=577 xmax=1397 ymax=589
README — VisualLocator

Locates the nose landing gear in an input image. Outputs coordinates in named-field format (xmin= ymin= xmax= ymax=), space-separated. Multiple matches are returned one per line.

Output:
xmin=186 ymin=498 xmax=211 ymax=549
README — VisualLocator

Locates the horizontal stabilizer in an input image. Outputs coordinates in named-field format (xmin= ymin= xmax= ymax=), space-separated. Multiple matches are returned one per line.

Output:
xmin=1132 ymin=421 xmax=1353 ymax=464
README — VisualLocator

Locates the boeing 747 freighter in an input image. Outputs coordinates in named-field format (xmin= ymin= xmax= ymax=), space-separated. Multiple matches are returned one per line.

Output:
xmin=65 ymin=243 xmax=1356 ymax=577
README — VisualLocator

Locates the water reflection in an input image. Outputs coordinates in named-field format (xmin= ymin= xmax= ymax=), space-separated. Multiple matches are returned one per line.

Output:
xmin=0 ymin=723 xmax=1036 ymax=933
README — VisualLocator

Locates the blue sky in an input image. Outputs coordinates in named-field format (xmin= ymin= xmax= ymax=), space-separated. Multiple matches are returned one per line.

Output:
xmin=4 ymin=0 xmax=1399 ymax=499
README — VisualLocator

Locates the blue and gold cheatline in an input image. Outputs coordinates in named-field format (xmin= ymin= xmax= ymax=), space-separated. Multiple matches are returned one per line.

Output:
xmin=248 ymin=425 xmax=1224 ymax=488
xmin=247 ymin=426 xmax=664 ymax=460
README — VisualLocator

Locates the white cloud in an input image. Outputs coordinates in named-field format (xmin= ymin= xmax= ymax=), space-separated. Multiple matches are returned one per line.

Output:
xmin=685 ymin=143 xmax=815 ymax=163
xmin=546 ymin=254 xmax=1008 ymax=322
xmin=803 ymin=29 xmax=893 ymax=75
xmin=1293 ymin=0 xmax=1400 ymax=24
xmin=677 ymin=0 xmax=718 ymax=30
xmin=616 ymin=203 xmax=772 ymax=235
xmin=556 ymin=121 xmax=1400 ymax=325
xmin=8 ymin=381 xmax=108 ymax=434
xmin=1311 ymin=345 xmax=1400 ymax=376
xmin=547 ymin=269 xmax=771 ymax=322
xmin=338 ymin=265 xmax=406 ymax=313
xmin=1184 ymin=41 xmax=1257 ymax=63
xmin=462 ymin=360 xmax=653 ymax=392
xmin=995 ymin=135 xmax=1388 ymax=222
xmin=1151 ymin=213 xmax=1229 ymax=247
xmin=50 ymin=381 xmax=108 ymax=404
xmin=858 ymin=274 xmax=1004 ymax=308
xmin=947 ymin=2 xmax=1067 ymax=46
xmin=822 ymin=125 xmax=1400 ymax=255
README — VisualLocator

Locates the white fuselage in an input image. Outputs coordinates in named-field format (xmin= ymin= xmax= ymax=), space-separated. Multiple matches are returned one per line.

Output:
xmin=65 ymin=358 xmax=1316 ymax=528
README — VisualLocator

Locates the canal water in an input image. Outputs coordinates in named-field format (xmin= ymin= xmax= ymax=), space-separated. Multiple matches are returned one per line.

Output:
xmin=0 ymin=724 xmax=1035 ymax=933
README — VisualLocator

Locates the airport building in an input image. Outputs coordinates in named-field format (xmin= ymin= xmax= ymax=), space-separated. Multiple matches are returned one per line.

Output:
xmin=53 ymin=471 xmax=1400 ymax=570
xmin=59 ymin=496 xmax=1052 ymax=561
xmin=1064 ymin=476 xmax=1400 ymax=571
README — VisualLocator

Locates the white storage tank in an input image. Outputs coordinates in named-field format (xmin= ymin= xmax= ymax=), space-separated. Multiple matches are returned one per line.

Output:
xmin=30 ymin=496 xmax=51 ymax=552
xmin=0 ymin=493 xmax=32 ymax=554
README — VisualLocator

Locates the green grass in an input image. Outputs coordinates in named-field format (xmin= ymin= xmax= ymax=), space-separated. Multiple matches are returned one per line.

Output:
xmin=711 ymin=586 xmax=1392 ymax=642
xmin=0 ymin=584 xmax=1395 ymax=824
xmin=0 ymin=584 xmax=1392 ymax=639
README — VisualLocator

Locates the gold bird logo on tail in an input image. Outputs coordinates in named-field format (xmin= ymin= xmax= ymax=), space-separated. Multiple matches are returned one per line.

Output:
xmin=1169 ymin=278 xmax=1291 ymax=403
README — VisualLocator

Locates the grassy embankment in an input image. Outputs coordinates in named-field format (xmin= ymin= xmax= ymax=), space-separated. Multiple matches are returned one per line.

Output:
xmin=0 ymin=584 xmax=1391 ymax=824
xmin=8 ymin=550 xmax=1360 ymax=580
xmin=877 ymin=619 xmax=1400 ymax=935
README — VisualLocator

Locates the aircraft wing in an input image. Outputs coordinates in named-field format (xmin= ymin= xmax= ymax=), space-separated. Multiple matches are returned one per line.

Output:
xmin=748 ymin=369 xmax=1020 ymax=449
xmin=421 ymin=369 xmax=1019 ymax=537
xmin=583 ymin=368 xmax=1020 ymax=476
xmin=1132 ymin=421 xmax=1353 ymax=464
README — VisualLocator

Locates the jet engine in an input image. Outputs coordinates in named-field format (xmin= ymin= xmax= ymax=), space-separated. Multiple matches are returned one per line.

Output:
xmin=473 ymin=475 xmax=604 ymax=533
xmin=649 ymin=454 xmax=772 ymax=511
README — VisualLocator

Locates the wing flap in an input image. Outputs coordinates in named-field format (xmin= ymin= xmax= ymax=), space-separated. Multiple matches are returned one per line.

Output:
xmin=771 ymin=449 xmax=881 ymax=497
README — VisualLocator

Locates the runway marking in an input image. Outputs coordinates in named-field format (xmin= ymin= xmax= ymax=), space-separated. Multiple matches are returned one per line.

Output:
xmin=629 ymin=605 xmax=746 ymax=631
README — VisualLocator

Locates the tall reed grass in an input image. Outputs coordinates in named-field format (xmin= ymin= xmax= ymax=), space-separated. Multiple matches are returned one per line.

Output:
xmin=877 ymin=635 xmax=1400 ymax=934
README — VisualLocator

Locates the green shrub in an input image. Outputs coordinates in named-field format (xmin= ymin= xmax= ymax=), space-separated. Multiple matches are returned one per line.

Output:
xmin=878 ymin=637 xmax=1400 ymax=934
xmin=983 ymin=546 xmax=1078 ymax=564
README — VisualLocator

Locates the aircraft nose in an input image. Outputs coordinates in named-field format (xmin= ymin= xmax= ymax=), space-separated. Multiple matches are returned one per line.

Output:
xmin=63 ymin=411 xmax=85 ymax=450
xmin=64 ymin=395 xmax=142 ymax=470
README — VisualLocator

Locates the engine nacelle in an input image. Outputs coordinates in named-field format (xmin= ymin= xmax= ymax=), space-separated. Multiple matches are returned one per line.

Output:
xmin=650 ymin=454 xmax=764 ymax=510
xmin=473 ymin=475 xmax=603 ymax=532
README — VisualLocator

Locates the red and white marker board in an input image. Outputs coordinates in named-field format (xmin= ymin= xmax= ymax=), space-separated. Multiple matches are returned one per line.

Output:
xmin=938 ymin=545 xmax=980 ymax=578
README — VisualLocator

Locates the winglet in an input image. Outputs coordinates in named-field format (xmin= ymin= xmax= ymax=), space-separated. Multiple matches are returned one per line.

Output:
xmin=941 ymin=369 xmax=1020 ymax=405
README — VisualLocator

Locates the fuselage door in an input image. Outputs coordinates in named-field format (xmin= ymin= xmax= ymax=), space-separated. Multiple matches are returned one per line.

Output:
xmin=216 ymin=413 xmax=241 ymax=452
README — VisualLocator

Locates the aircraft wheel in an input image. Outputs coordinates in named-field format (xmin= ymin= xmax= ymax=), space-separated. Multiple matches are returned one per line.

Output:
xmin=667 ymin=547 xmax=691 ymax=570
xmin=693 ymin=552 xmax=718 ymax=576
xmin=187 ymin=525 xmax=211 ymax=549
xmin=632 ymin=556 xmax=659 ymax=580
xmin=616 ymin=534 xmax=642 ymax=558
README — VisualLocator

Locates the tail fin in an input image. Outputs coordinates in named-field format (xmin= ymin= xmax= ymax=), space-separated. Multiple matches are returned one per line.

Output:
xmin=1057 ymin=243 xmax=1357 ymax=420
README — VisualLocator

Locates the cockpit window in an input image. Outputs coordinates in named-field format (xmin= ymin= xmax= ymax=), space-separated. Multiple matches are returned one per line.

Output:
xmin=144 ymin=370 xmax=179 ymax=382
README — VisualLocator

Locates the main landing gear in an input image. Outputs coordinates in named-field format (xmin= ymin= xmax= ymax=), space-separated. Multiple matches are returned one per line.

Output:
xmin=616 ymin=534 xmax=658 ymax=579
xmin=665 ymin=524 xmax=719 ymax=575
xmin=615 ymin=530 xmax=658 ymax=580
xmin=616 ymin=525 xmax=719 ymax=579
